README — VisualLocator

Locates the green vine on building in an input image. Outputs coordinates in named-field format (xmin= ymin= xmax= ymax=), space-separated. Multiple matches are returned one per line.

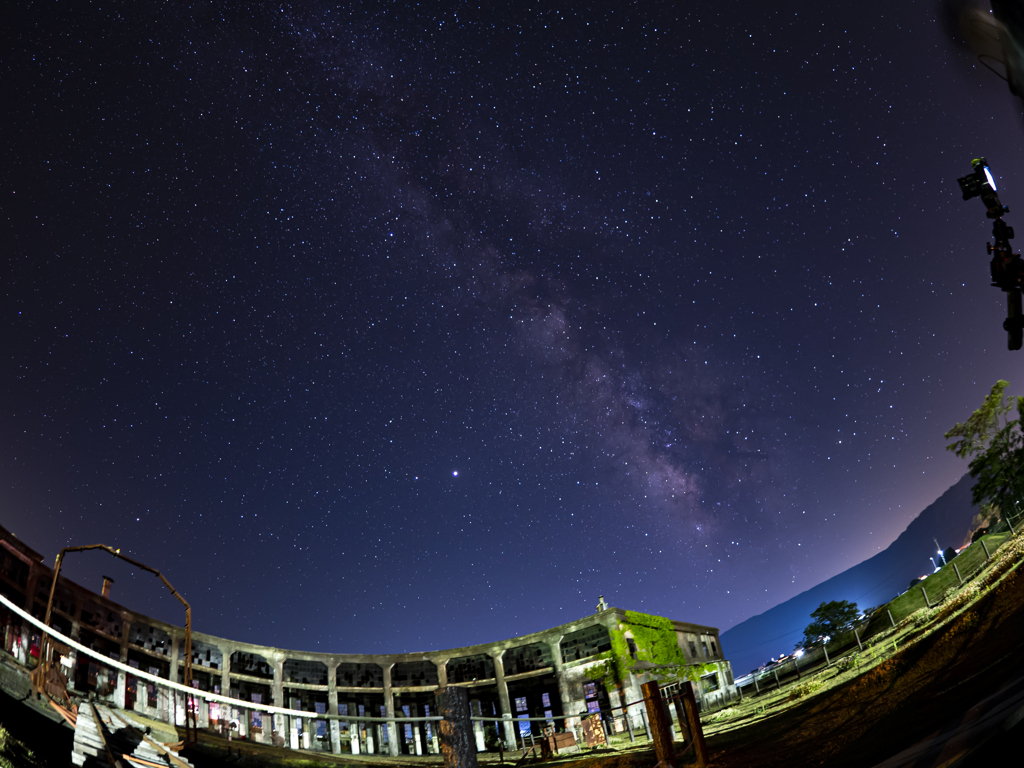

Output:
xmin=584 ymin=611 xmax=716 ymax=693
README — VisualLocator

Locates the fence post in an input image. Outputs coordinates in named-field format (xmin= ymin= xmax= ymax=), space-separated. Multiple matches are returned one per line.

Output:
xmin=953 ymin=562 xmax=963 ymax=585
xmin=641 ymin=682 xmax=676 ymax=768
xmin=854 ymin=628 xmax=863 ymax=652
xmin=887 ymin=610 xmax=896 ymax=629
xmin=773 ymin=669 xmax=780 ymax=689
xmin=981 ymin=540 xmax=991 ymax=560
xmin=753 ymin=675 xmax=759 ymax=694
xmin=681 ymin=682 xmax=708 ymax=768
xmin=1008 ymin=515 xmax=1017 ymax=535
xmin=921 ymin=585 xmax=931 ymax=609
xmin=822 ymin=645 xmax=830 ymax=667
xmin=434 ymin=686 xmax=478 ymax=768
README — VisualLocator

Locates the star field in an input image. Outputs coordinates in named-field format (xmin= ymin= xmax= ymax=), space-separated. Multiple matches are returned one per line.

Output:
xmin=2 ymin=0 xmax=1023 ymax=657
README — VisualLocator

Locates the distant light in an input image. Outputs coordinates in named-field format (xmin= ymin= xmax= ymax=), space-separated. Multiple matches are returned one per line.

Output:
xmin=795 ymin=649 xmax=804 ymax=658
xmin=452 ymin=470 xmax=458 ymax=477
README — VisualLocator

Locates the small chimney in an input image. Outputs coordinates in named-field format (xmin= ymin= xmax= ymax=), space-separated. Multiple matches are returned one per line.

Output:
xmin=101 ymin=575 xmax=114 ymax=599
xmin=596 ymin=595 xmax=608 ymax=612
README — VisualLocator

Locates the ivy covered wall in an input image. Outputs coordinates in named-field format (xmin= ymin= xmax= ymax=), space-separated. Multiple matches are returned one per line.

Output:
xmin=584 ymin=611 xmax=714 ymax=692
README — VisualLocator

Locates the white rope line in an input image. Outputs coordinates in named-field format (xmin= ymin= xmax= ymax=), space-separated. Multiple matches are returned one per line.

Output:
xmin=0 ymin=591 xmax=432 ymax=722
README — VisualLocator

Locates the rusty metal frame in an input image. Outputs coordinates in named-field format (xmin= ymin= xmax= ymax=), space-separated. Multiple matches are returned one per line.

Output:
xmin=36 ymin=544 xmax=198 ymax=745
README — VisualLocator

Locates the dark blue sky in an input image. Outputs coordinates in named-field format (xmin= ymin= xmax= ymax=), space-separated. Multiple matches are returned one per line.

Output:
xmin=2 ymin=0 xmax=1022 ymax=659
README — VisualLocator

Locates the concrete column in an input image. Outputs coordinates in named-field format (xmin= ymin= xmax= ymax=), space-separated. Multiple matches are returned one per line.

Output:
xmin=548 ymin=636 xmax=574 ymax=729
xmin=23 ymin=566 xmax=38 ymax=612
xmin=272 ymin=656 xmax=284 ymax=747
xmin=66 ymin=621 xmax=81 ymax=692
xmin=115 ymin=615 xmax=131 ymax=709
xmin=382 ymin=663 xmax=398 ymax=756
xmin=169 ymin=635 xmax=181 ymax=685
xmin=470 ymin=699 xmax=485 ymax=752
xmin=218 ymin=645 xmax=233 ymax=697
xmin=409 ymin=702 xmax=423 ymax=755
xmin=491 ymin=651 xmax=517 ymax=750
xmin=272 ymin=658 xmax=284 ymax=707
xmin=347 ymin=700 xmax=360 ymax=755
xmin=327 ymin=662 xmax=341 ymax=754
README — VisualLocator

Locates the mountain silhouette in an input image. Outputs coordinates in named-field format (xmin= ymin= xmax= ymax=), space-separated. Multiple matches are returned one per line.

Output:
xmin=721 ymin=474 xmax=979 ymax=675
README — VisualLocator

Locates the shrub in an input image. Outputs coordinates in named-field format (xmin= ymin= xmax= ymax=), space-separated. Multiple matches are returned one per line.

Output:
xmin=787 ymin=680 xmax=823 ymax=702
xmin=704 ymin=707 xmax=737 ymax=723
xmin=835 ymin=653 xmax=860 ymax=672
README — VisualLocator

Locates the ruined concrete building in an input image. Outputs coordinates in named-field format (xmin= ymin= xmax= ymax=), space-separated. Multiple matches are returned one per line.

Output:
xmin=0 ymin=525 xmax=737 ymax=755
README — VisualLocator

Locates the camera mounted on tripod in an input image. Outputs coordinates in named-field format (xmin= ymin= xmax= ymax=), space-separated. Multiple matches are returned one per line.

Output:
xmin=958 ymin=158 xmax=1024 ymax=350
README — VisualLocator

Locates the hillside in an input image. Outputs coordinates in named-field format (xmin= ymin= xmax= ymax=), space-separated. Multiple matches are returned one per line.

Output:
xmin=722 ymin=474 xmax=979 ymax=674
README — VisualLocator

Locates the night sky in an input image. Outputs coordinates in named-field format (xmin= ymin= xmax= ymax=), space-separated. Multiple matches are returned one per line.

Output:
xmin=3 ymin=1 xmax=1024 ymax=661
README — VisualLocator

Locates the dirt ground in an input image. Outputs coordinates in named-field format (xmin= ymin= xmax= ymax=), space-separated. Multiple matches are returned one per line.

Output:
xmin=707 ymin=565 xmax=1024 ymax=767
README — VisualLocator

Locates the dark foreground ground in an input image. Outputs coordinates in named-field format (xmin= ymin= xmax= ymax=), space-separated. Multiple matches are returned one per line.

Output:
xmin=3 ymin=565 xmax=1023 ymax=767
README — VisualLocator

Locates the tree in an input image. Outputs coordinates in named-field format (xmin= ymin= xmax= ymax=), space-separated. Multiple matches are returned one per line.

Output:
xmin=945 ymin=380 xmax=1024 ymax=527
xmin=799 ymin=600 xmax=859 ymax=649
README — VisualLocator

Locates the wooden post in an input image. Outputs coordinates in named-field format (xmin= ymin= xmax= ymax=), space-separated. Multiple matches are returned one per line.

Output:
xmin=773 ymin=669 xmax=780 ymax=689
xmin=823 ymin=645 xmax=830 ymax=667
xmin=1008 ymin=515 xmax=1016 ymax=535
xmin=981 ymin=540 xmax=991 ymax=560
xmin=434 ymin=686 xmax=478 ymax=768
xmin=921 ymin=585 xmax=931 ymax=609
xmin=641 ymin=682 xmax=676 ymax=768
xmin=887 ymin=610 xmax=896 ymax=629
xmin=953 ymin=562 xmax=963 ymax=585
xmin=681 ymin=682 xmax=708 ymax=768
xmin=854 ymin=628 xmax=863 ymax=652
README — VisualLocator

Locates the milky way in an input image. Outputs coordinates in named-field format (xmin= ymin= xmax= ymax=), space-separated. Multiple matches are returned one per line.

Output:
xmin=3 ymin=1 xmax=1024 ymax=669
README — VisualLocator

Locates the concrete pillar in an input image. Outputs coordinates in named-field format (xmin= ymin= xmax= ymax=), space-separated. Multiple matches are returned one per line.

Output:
xmin=346 ymin=700 xmax=360 ymax=754
xmin=327 ymin=662 xmax=341 ymax=754
xmin=219 ymin=645 xmax=232 ymax=697
xmin=382 ymin=663 xmax=398 ymax=756
xmin=470 ymin=699 xmax=486 ymax=752
xmin=169 ymin=635 xmax=181 ymax=685
xmin=218 ymin=644 xmax=233 ymax=737
xmin=66 ymin=621 xmax=81 ymax=692
xmin=271 ymin=656 xmax=284 ymax=747
xmin=23 ymin=566 xmax=38 ymax=613
xmin=115 ymin=615 xmax=131 ymax=709
xmin=491 ymin=651 xmax=517 ymax=750
xmin=272 ymin=658 xmax=284 ymax=707
xmin=409 ymin=702 xmax=423 ymax=755
xmin=304 ymin=714 xmax=315 ymax=749
xmin=548 ymin=637 xmax=573 ymax=729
